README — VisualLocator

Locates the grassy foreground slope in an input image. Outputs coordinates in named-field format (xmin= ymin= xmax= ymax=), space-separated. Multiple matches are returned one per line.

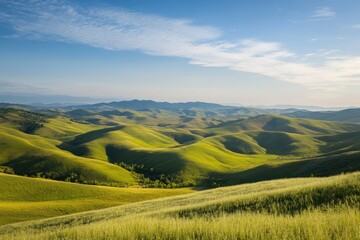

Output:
xmin=0 ymin=173 xmax=193 ymax=225
xmin=0 ymin=172 xmax=359 ymax=239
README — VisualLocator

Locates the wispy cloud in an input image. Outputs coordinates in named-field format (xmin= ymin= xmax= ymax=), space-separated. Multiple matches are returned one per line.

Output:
xmin=305 ymin=49 xmax=339 ymax=58
xmin=350 ymin=24 xmax=360 ymax=29
xmin=312 ymin=7 xmax=335 ymax=18
xmin=0 ymin=0 xmax=359 ymax=91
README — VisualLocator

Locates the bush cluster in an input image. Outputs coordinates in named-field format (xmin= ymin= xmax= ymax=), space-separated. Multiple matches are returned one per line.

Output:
xmin=116 ymin=162 xmax=194 ymax=188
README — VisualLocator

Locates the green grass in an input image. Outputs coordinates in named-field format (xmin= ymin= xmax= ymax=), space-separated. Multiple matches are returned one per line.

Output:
xmin=0 ymin=173 xmax=194 ymax=225
xmin=1 ymin=107 xmax=360 ymax=187
xmin=213 ymin=114 xmax=360 ymax=135
xmin=34 ymin=116 xmax=101 ymax=141
xmin=59 ymin=120 xmax=360 ymax=186
xmin=0 ymin=125 xmax=137 ymax=185
xmin=0 ymin=172 xmax=358 ymax=239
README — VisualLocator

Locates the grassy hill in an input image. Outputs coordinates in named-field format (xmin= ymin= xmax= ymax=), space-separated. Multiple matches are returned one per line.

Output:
xmin=211 ymin=114 xmax=360 ymax=135
xmin=1 ymin=106 xmax=360 ymax=188
xmin=0 ymin=173 xmax=193 ymax=225
xmin=58 ymin=115 xmax=360 ymax=186
xmin=0 ymin=125 xmax=137 ymax=186
xmin=286 ymin=108 xmax=360 ymax=123
xmin=0 ymin=172 xmax=358 ymax=239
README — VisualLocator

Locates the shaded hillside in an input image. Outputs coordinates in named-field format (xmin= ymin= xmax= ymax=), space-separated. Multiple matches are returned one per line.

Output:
xmin=286 ymin=108 xmax=360 ymax=123
xmin=0 ymin=108 xmax=50 ymax=133
xmin=0 ymin=125 xmax=136 ymax=186
xmin=211 ymin=114 xmax=360 ymax=135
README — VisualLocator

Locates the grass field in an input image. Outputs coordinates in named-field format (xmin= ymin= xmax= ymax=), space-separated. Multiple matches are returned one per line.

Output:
xmin=0 ymin=172 xmax=358 ymax=239
xmin=0 ymin=173 xmax=193 ymax=225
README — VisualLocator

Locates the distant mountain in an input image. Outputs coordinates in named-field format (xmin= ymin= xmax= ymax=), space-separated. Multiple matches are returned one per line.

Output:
xmin=286 ymin=108 xmax=360 ymax=123
xmin=0 ymin=102 xmax=37 ymax=111
xmin=256 ymin=104 xmax=349 ymax=111
xmin=67 ymin=100 xmax=231 ymax=111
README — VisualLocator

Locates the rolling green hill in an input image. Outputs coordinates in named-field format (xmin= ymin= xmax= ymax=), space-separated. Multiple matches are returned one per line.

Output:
xmin=1 ymin=103 xmax=360 ymax=239
xmin=0 ymin=172 xmax=358 ymax=239
xmin=286 ymin=108 xmax=360 ymax=123
xmin=0 ymin=173 xmax=193 ymax=225
xmin=56 ymin=114 xmax=360 ymax=186
xmin=1 ymin=106 xmax=360 ymax=188
xmin=0 ymin=125 xmax=137 ymax=186
xmin=211 ymin=114 xmax=360 ymax=135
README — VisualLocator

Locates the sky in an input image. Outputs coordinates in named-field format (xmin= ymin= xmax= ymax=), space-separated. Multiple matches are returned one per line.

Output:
xmin=0 ymin=0 xmax=359 ymax=107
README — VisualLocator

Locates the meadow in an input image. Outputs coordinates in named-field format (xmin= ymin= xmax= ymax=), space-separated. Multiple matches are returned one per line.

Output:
xmin=0 ymin=104 xmax=359 ymax=239
xmin=0 ymin=173 xmax=193 ymax=225
xmin=0 ymin=172 xmax=358 ymax=239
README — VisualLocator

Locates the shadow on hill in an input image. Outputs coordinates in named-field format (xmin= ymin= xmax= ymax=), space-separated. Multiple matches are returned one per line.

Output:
xmin=105 ymin=145 xmax=187 ymax=175
xmin=263 ymin=117 xmax=297 ymax=133
xmin=219 ymin=151 xmax=360 ymax=186
xmin=60 ymin=126 xmax=124 ymax=149
xmin=317 ymin=131 xmax=360 ymax=155
xmin=254 ymin=132 xmax=297 ymax=155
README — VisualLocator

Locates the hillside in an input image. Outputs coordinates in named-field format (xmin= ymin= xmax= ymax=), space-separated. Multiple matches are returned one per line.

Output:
xmin=286 ymin=108 xmax=360 ymax=123
xmin=211 ymin=114 xmax=360 ymax=135
xmin=1 ymin=105 xmax=360 ymax=187
xmin=0 ymin=172 xmax=358 ymax=239
xmin=0 ymin=124 xmax=137 ymax=186
xmin=0 ymin=174 xmax=193 ymax=225
xmin=57 ymin=114 xmax=360 ymax=186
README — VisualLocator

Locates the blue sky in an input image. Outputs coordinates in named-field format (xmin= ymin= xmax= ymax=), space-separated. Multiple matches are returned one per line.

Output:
xmin=0 ymin=0 xmax=359 ymax=106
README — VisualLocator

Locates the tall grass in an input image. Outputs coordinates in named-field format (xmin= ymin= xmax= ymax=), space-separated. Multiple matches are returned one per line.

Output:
xmin=2 ymin=209 xmax=359 ymax=240
xmin=1 ymin=172 xmax=359 ymax=239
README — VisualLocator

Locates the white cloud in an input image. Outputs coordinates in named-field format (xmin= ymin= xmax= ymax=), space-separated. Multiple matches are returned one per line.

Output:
xmin=0 ymin=0 xmax=359 ymax=91
xmin=312 ymin=7 xmax=335 ymax=18
xmin=305 ymin=49 xmax=339 ymax=57
xmin=350 ymin=24 xmax=360 ymax=29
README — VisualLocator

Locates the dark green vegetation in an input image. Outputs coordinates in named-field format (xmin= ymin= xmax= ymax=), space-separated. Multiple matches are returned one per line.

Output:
xmin=0 ymin=100 xmax=359 ymax=187
xmin=0 ymin=172 xmax=358 ymax=239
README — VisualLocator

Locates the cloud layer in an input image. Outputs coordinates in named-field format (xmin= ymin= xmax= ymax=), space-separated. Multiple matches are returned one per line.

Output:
xmin=1 ymin=0 xmax=359 ymax=91
xmin=312 ymin=7 xmax=335 ymax=18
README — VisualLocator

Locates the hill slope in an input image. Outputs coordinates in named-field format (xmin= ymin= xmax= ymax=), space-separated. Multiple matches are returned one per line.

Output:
xmin=0 ymin=125 xmax=136 ymax=185
xmin=211 ymin=114 xmax=360 ymax=135
xmin=1 ymin=106 xmax=360 ymax=188
xmin=59 ymin=116 xmax=360 ymax=186
xmin=0 ymin=173 xmax=193 ymax=225
xmin=285 ymin=108 xmax=360 ymax=123
xmin=0 ymin=172 xmax=358 ymax=239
